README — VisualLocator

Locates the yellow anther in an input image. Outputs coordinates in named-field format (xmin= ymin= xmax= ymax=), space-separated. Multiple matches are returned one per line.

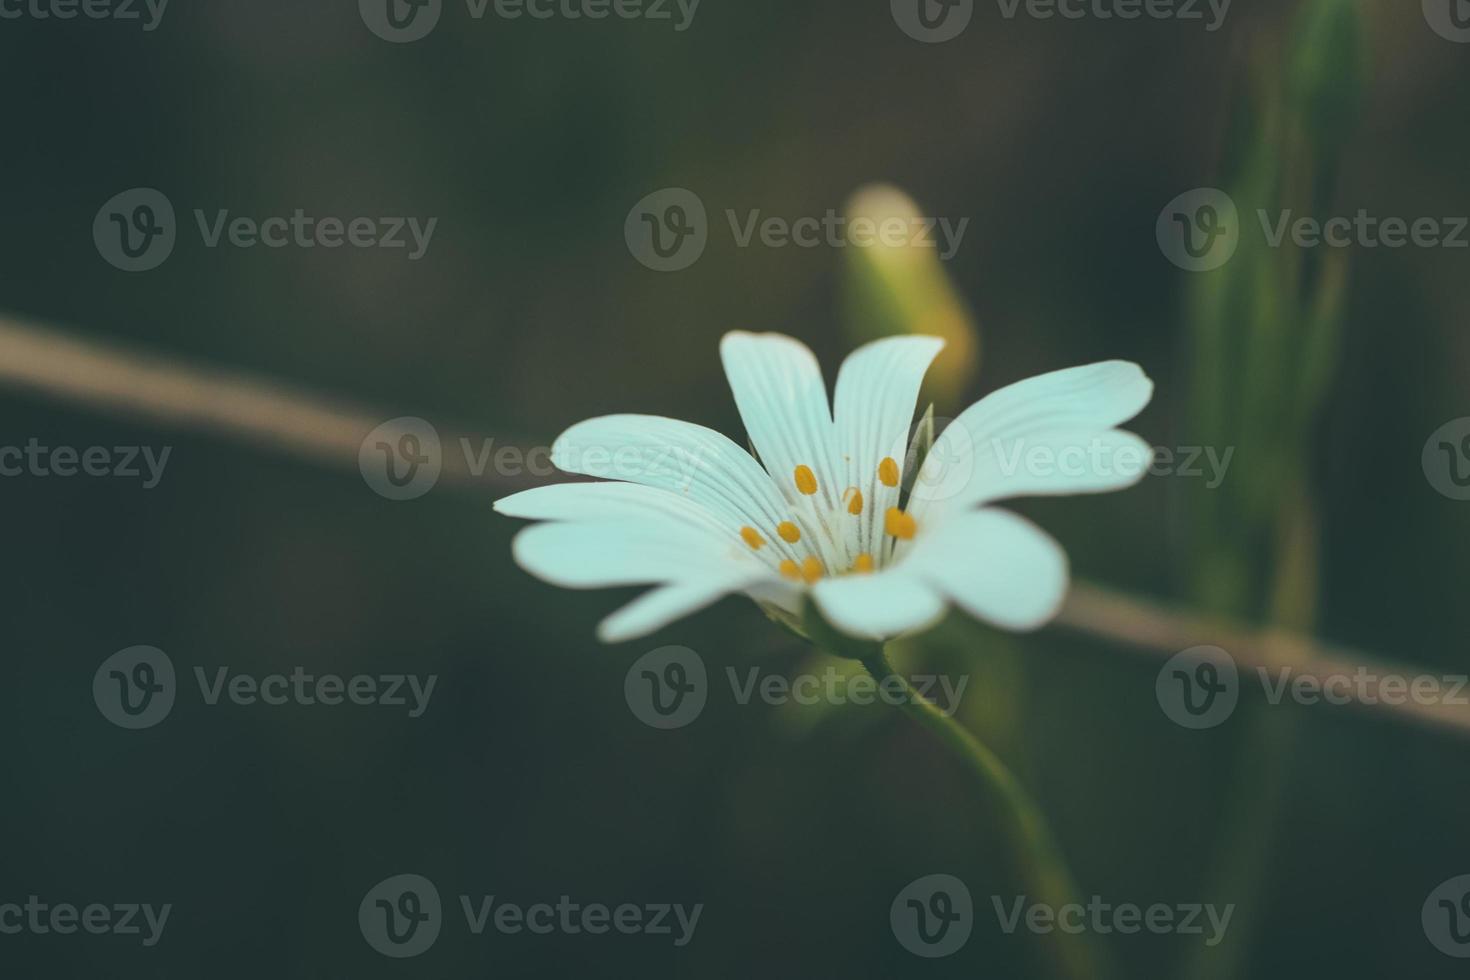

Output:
xmin=885 ymin=507 xmax=917 ymax=540
xmin=779 ymin=559 xmax=802 ymax=581
xmin=740 ymin=526 xmax=766 ymax=550
xmin=852 ymin=554 xmax=875 ymax=574
xmin=794 ymin=465 xmax=818 ymax=495
xmin=845 ymin=487 xmax=864 ymax=515
xmin=801 ymin=556 xmax=824 ymax=584
xmin=777 ymin=521 xmax=801 ymax=543
xmin=878 ymin=457 xmax=900 ymax=487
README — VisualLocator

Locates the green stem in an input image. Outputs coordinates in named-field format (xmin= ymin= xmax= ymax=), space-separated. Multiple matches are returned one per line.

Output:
xmin=859 ymin=648 xmax=1112 ymax=980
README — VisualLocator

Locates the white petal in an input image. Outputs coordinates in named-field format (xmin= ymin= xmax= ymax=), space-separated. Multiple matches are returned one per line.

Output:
xmin=832 ymin=335 xmax=945 ymax=554
xmin=512 ymin=520 xmax=767 ymax=589
xmin=812 ymin=570 xmax=947 ymax=640
xmin=953 ymin=360 xmax=1152 ymax=439
xmin=909 ymin=361 xmax=1153 ymax=514
xmin=494 ymin=481 xmax=730 ymax=538
xmin=597 ymin=576 xmax=758 ymax=644
xmin=550 ymin=414 xmax=791 ymax=535
xmin=719 ymin=332 xmax=843 ymax=510
xmin=912 ymin=427 xmax=1153 ymax=511
xmin=903 ymin=508 xmax=1068 ymax=631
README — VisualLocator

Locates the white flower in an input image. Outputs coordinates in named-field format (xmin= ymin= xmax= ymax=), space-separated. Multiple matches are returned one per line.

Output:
xmin=495 ymin=332 xmax=1153 ymax=645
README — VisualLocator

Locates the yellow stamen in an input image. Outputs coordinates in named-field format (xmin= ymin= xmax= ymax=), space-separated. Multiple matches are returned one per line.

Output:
xmin=885 ymin=507 xmax=917 ymax=540
xmin=779 ymin=559 xmax=802 ymax=581
xmin=777 ymin=521 xmax=801 ymax=543
xmin=794 ymin=465 xmax=818 ymax=495
xmin=852 ymin=553 xmax=875 ymax=573
xmin=845 ymin=487 xmax=864 ymax=515
xmin=801 ymin=556 xmax=824 ymax=584
xmin=740 ymin=526 xmax=766 ymax=550
xmin=878 ymin=457 xmax=900 ymax=487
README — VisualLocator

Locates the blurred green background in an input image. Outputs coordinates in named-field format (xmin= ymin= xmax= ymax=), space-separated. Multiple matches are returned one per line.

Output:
xmin=3 ymin=0 xmax=1470 ymax=976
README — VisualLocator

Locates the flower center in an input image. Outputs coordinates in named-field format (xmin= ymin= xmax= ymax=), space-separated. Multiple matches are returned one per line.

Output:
xmin=738 ymin=457 xmax=917 ymax=582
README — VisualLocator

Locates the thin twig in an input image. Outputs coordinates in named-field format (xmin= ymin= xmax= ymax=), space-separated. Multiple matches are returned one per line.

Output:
xmin=1056 ymin=584 xmax=1470 ymax=739
xmin=0 ymin=314 xmax=549 ymax=491
xmin=2 ymin=313 xmax=1466 ymax=738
